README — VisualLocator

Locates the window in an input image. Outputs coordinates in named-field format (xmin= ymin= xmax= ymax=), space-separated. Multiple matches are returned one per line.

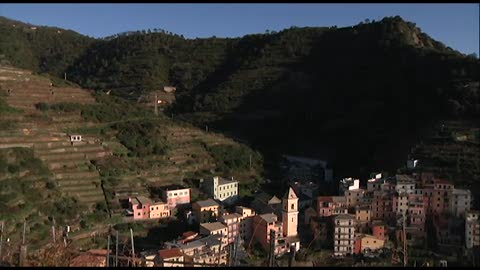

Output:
xmin=291 ymin=204 xmax=295 ymax=210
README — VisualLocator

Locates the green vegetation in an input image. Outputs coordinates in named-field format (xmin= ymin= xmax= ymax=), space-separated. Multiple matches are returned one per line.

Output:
xmin=207 ymin=144 xmax=262 ymax=173
xmin=0 ymin=148 xmax=85 ymax=246
xmin=0 ymin=16 xmax=94 ymax=77
xmin=1 ymin=14 xmax=479 ymax=203
xmin=0 ymin=95 xmax=22 ymax=114
xmin=113 ymin=119 xmax=169 ymax=157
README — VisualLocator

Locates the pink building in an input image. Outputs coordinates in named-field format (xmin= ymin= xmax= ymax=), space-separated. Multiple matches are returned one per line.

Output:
xmin=317 ymin=196 xmax=347 ymax=217
xmin=252 ymin=213 xmax=287 ymax=255
xmin=129 ymin=196 xmax=170 ymax=220
xmin=129 ymin=196 xmax=153 ymax=220
xmin=160 ymin=185 xmax=191 ymax=209
xmin=408 ymin=201 xmax=425 ymax=230
xmin=219 ymin=213 xmax=243 ymax=244
xmin=372 ymin=220 xmax=388 ymax=241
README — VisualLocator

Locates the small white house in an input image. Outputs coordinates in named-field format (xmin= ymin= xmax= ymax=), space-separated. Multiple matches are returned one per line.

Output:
xmin=69 ymin=134 xmax=82 ymax=142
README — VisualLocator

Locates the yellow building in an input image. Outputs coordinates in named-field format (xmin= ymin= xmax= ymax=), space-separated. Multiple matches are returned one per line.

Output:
xmin=355 ymin=205 xmax=371 ymax=223
xmin=354 ymin=234 xmax=385 ymax=254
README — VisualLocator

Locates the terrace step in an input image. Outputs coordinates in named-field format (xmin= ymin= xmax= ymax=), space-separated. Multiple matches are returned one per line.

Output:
xmin=55 ymin=171 xmax=99 ymax=180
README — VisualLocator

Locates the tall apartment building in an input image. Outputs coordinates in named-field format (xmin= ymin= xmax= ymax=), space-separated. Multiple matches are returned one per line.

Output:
xmin=218 ymin=213 xmax=243 ymax=244
xmin=203 ymin=176 xmax=239 ymax=204
xmin=235 ymin=206 xmax=256 ymax=243
xmin=345 ymin=189 xmax=365 ymax=208
xmin=466 ymin=210 xmax=480 ymax=249
xmin=334 ymin=214 xmax=356 ymax=256
xmin=449 ymin=189 xmax=471 ymax=217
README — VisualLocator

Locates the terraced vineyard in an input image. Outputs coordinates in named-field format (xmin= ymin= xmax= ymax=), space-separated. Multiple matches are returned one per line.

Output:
xmin=1 ymin=64 xmax=264 ymax=226
xmin=0 ymin=65 xmax=111 ymax=210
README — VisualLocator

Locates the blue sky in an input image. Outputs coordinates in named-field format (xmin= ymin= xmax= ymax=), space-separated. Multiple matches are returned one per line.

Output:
xmin=0 ymin=3 xmax=478 ymax=55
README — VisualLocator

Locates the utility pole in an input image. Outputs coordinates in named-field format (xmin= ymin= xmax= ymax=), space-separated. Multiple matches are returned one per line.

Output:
xmin=130 ymin=228 xmax=135 ymax=267
xmin=217 ymin=232 xmax=223 ymax=266
xmin=19 ymin=220 xmax=27 ymax=267
xmin=0 ymin=221 xmax=4 ymax=262
xmin=115 ymin=231 xmax=119 ymax=267
xmin=22 ymin=220 xmax=26 ymax=245
xmin=154 ymin=94 xmax=158 ymax=116
xmin=64 ymin=73 xmax=67 ymax=81
xmin=288 ymin=245 xmax=296 ymax=267
xmin=107 ymin=234 xmax=111 ymax=267
xmin=51 ymin=226 xmax=56 ymax=243
xmin=268 ymin=230 xmax=276 ymax=267
xmin=403 ymin=212 xmax=407 ymax=267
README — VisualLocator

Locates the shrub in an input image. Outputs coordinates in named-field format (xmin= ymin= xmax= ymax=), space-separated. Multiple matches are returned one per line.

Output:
xmin=35 ymin=102 xmax=50 ymax=111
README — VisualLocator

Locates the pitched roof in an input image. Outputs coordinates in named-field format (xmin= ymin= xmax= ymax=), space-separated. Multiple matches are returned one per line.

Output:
xmin=258 ymin=213 xmax=278 ymax=223
xmin=136 ymin=196 xmax=153 ymax=205
xmin=284 ymin=187 xmax=298 ymax=199
xmin=318 ymin=196 xmax=333 ymax=202
xmin=158 ymin=248 xmax=183 ymax=259
xmin=268 ymin=195 xmax=281 ymax=204
xmin=194 ymin=198 xmax=219 ymax=208
xmin=182 ymin=231 xmax=198 ymax=238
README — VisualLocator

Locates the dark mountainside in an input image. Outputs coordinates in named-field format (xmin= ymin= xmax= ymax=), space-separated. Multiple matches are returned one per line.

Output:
xmin=1 ymin=15 xmax=478 ymax=184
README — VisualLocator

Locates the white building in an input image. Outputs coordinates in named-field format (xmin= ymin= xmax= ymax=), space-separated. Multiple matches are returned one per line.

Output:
xmin=334 ymin=214 xmax=356 ymax=256
xmin=450 ymin=189 xmax=471 ymax=217
xmin=339 ymin=177 xmax=360 ymax=195
xmin=203 ymin=176 xmax=239 ymax=204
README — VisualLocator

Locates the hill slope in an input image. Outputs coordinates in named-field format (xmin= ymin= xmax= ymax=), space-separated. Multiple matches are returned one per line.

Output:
xmin=1 ymin=15 xmax=478 ymax=185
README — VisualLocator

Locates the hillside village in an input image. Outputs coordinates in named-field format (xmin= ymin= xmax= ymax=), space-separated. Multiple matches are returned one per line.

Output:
xmin=0 ymin=63 xmax=479 ymax=267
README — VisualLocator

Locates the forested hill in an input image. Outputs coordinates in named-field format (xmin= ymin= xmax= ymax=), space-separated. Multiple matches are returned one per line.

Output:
xmin=0 ymin=16 xmax=94 ymax=77
xmin=1 ymin=15 xmax=479 ymax=179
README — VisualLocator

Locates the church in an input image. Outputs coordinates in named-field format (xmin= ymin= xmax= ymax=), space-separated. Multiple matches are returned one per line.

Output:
xmin=251 ymin=187 xmax=301 ymax=255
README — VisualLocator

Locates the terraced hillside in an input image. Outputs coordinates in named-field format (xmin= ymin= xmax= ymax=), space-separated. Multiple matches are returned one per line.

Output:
xmin=410 ymin=119 xmax=480 ymax=207
xmin=0 ymin=65 xmax=111 ymax=210
xmin=1 ymin=64 xmax=264 ymax=221
xmin=86 ymin=121 xmax=261 ymax=216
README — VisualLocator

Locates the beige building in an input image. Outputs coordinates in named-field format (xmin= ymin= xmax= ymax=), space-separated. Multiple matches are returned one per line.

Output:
xmin=192 ymin=199 xmax=220 ymax=224
xmin=345 ymin=189 xmax=365 ymax=208
xmin=203 ymin=176 xmax=239 ymax=204
xmin=164 ymin=234 xmax=227 ymax=266
xmin=334 ymin=214 xmax=356 ymax=256
xmin=199 ymin=222 xmax=229 ymax=246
